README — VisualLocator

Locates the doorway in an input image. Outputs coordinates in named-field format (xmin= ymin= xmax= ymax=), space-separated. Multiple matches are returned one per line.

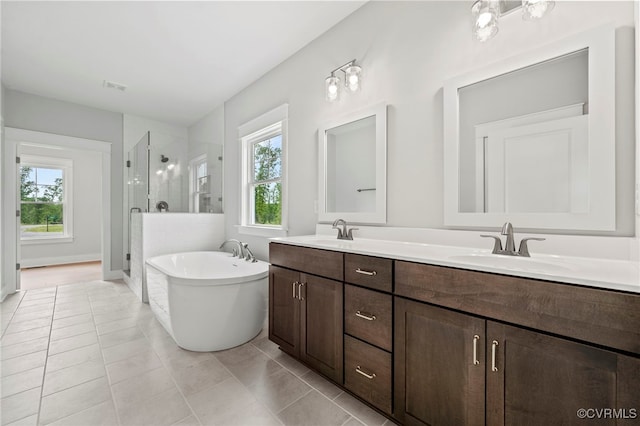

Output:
xmin=3 ymin=128 xmax=112 ymax=296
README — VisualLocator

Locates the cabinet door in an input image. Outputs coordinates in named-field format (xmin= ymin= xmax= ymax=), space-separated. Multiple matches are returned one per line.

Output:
xmin=487 ymin=322 xmax=639 ymax=426
xmin=269 ymin=266 xmax=300 ymax=357
xmin=395 ymin=298 xmax=485 ymax=426
xmin=300 ymin=273 xmax=343 ymax=383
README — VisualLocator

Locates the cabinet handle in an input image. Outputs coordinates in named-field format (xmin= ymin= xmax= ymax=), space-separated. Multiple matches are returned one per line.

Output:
xmin=355 ymin=366 xmax=376 ymax=380
xmin=355 ymin=310 xmax=377 ymax=321
xmin=491 ymin=340 xmax=499 ymax=372
xmin=298 ymin=283 xmax=305 ymax=300
xmin=355 ymin=268 xmax=377 ymax=276
xmin=473 ymin=334 xmax=480 ymax=365
xmin=292 ymin=281 xmax=299 ymax=299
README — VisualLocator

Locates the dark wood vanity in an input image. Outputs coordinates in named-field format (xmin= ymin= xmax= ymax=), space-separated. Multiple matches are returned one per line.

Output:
xmin=268 ymin=242 xmax=640 ymax=425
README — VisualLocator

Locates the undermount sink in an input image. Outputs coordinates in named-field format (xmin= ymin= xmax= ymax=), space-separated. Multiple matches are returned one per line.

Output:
xmin=448 ymin=254 xmax=572 ymax=275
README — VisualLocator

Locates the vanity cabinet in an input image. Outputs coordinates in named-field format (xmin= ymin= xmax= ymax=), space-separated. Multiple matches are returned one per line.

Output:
xmin=394 ymin=298 xmax=485 ymax=426
xmin=269 ymin=245 xmax=344 ymax=383
xmin=343 ymin=254 xmax=394 ymax=414
xmin=395 ymin=260 xmax=640 ymax=426
xmin=269 ymin=242 xmax=640 ymax=425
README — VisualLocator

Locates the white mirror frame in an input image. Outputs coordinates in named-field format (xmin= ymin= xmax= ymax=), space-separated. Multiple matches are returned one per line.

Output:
xmin=444 ymin=25 xmax=615 ymax=231
xmin=318 ymin=102 xmax=387 ymax=224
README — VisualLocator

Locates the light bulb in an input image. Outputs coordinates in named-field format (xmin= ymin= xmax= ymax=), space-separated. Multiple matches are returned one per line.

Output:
xmin=325 ymin=75 xmax=340 ymax=102
xmin=472 ymin=0 xmax=499 ymax=42
xmin=522 ymin=0 xmax=554 ymax=20
xmin=167 ymin=163 xmax=175 ymax=170
xmin=344 ymin=65 xmax=361 ymax=92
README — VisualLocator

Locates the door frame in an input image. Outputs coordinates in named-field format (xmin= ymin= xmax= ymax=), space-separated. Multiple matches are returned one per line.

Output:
xmin=3 ymin=128 xmax=113 ymax=294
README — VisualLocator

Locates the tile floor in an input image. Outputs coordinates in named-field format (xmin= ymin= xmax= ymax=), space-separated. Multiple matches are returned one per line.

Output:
xmin=1 ymin=279 xmax=392 ymax=426
xmin=20 ymin=263 xmax=103 ymax=291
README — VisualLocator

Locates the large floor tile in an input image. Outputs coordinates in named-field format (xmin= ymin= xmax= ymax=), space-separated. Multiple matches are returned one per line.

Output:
xmin=248 ymin=368 xmax=312 ymax=413
xmin=116 ymin=386 xmax=191 ymax=426
xmin=278 ymin=390 xmax=351 ymax=426
xmin=1 ymin=350 xmax=47 ymax=377
xmin=44 ymin=400 xmax=118 ymax=426
xmin=95 ymin=317 xmax=140 ymax=336
xmin=4 ymin=414 xmax=38 ymax=426
xmin=0 ymin=387 xmax=42 ymax=426
xmin=51 ymin=313 xmax=93 ymax=330
xmin=48 ymin=331 xmax=98 ymax=356
xmin=49 ymin=321 xmax=96 ymax=342
xmin=4 ymin=317 xmax=52 ymax=335
xmin=334 ymin=392 xmax=388 ymax=426
xmin=1 ymin=326 xmax=51 ymax=347
xmin=222 ymin=350 xmax=283 ymax=387
xmin=186 ymin=377 xmax=276 ymax=426
xmin=1 ymin=366 xmax=45 ymax=398
xmin=46 ymin=343 xmax=103 ymax=372
xmin=111 ymin=366 xmax=176 ymax=410
xmin=1 ymin=337 xmax=49 ymax=361
xmin=300 ymin=370 xmax=344 ymax=400
xmin=13 ymin=304 xmax=54 ymax=317
xmin=10 ymin=310 xmax=53 ymax=324
xmin=38 ymin=377 xmax=112 ymax=425
xmin=98 ymin=326 xmax=145 ymax=349
xmin=43 ymin=360 xmax=106 ymax=396
xmin=171 ymin=416 xmax=201 ymax=426
xmin=101 ymin=336 xmax=151 ymax=364
xmin=105 ymin=348 xmax=163 ymax=384
xmin=163 ymin=353 xmax=231 ymax=396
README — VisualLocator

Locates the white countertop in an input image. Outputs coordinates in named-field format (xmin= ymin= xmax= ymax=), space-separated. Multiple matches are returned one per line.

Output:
xmin=271 ymin=235 xmax=640 ymax=294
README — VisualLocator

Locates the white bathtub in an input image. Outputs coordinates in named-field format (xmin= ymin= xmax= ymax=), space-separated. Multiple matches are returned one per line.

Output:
xmin=145 ymin=251 xmax=269 ymax=352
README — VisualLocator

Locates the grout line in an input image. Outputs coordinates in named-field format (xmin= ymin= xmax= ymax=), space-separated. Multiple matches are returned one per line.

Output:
xmin=35 ymin=284 xmax=58 ymax=426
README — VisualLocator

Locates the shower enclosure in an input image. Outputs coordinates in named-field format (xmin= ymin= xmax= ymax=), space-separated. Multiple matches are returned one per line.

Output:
xmin=124 ymin=131 xmax=189 ymax=274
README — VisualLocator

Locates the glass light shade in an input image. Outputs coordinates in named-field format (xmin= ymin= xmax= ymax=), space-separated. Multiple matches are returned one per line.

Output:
xmin=325 ymin=75 xmax=340 ymax=102
xmin=522 ymin=0 xmax=555 ymax=20
xmin=472 ymin=0 xmax=499 ymax=42
xmin=344 ymin=65 xmax=361 ymax=92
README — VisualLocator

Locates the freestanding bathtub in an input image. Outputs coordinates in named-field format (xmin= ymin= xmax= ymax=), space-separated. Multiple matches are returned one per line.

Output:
xmin=145 ymin=251 xmax=269 ymax=351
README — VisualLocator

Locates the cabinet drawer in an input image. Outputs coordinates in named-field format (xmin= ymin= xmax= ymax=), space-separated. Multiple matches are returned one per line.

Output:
xmin=269 ymin=243 xmax=343 ymax=281
xmin=344 ymin=335 xmax=392 ymax=414
xmin=344 ymin=285 xmax=392 ymax=351
xmin=344 ymin=254 xmax=392 ymax=292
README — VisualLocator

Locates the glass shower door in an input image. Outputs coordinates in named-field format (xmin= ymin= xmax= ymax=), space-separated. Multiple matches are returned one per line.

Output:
xmin=125 ymin=132 xmax=150 ymax=273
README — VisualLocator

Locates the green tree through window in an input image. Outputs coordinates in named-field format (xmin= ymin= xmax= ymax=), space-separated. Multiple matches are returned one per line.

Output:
xmin=252 ymin=135 xmax=282 ymax=225
xmin=20 ymin=166 xmax=65 ymax=236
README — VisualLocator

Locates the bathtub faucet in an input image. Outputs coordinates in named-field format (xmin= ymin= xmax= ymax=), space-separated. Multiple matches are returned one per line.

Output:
xmin=242 ymin=243 xmax=258 ymax=263
xmin=220 ymin=239 xmax=244 ymax=258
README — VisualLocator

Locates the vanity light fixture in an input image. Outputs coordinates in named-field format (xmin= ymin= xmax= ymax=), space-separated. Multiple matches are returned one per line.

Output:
xmin=325 ymin=60 xmax=362 ymax=102
xmin=471 ymin=0 xmax=555 ymax=42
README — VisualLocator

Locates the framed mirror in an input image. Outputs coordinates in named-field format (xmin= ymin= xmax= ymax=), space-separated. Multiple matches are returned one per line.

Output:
xmin=318 ymin=103 xmax=387 ymax=224
xmin=444 ymin=25 xmax=615 ymax=231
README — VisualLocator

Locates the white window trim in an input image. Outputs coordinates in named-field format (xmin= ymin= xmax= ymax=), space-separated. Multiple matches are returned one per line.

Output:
xmin=189 ymin=153 xmax=207 ymax=213
xmin=20 ymin=155 xmax=74 ymax=244
xmin=238 ymin=104 xmax=288 ymax=237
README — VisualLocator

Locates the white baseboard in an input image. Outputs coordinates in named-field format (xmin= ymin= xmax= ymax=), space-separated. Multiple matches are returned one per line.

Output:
xmin=20 ymin=253 xmax=101 ymax=268
xmin=103 ymin=270 xmax=123 ymax=280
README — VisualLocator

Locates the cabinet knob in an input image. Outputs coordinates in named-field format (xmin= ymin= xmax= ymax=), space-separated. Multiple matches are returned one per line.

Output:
xmin=355 ymin=366 xmax=377 ymax=380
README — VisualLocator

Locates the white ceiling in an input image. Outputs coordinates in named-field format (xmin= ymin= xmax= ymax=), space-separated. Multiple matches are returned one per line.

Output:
xmin=1 ymin=1 xmax=365 ymax=126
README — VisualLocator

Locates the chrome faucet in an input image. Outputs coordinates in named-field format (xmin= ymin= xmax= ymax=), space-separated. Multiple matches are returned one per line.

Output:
xmin=332 ymin=218 xmax=358 ymax=240
xmin=481 ymin=222 xmax=545 ymax=257
xmin=220 ymin=239 xmax=244 ymax=258
xmin=242 ymin=243 xmax=258 ymax=263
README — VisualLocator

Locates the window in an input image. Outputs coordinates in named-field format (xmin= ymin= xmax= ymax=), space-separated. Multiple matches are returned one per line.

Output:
xmin=189 ymin=154 xmax=209 ymax=213
xmin=239 ymin=104 xmax=288 ymax=236
xmin=20 ymin=156 xmax=73 ymax=241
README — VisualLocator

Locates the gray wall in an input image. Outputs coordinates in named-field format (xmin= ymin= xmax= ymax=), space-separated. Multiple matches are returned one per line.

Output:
xmin=222 ymin=1 xmax=636 ymax=261
xmin=4 ymin=89 xmax=124 ymax=272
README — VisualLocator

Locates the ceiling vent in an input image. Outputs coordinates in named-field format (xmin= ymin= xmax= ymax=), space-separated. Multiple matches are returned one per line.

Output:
xmin=103 ymin=80 xmax=127 ymax=92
